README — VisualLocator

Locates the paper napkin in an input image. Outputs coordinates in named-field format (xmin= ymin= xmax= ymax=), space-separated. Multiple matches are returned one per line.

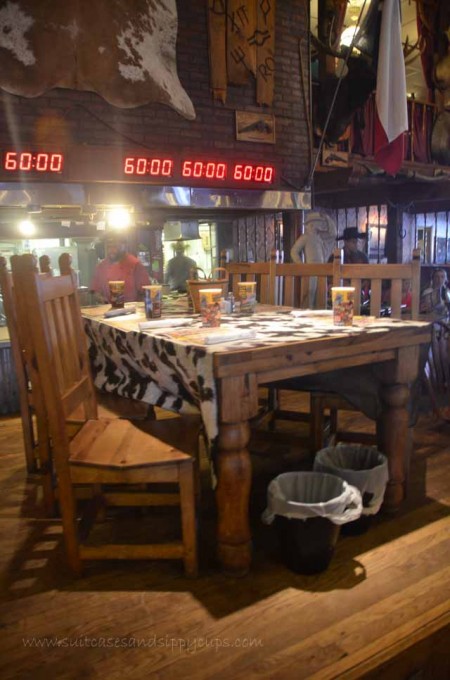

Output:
xmin=104 ymin=306 xmax=136 ymax=318
xmin=138 ymin=318 xmax=194 ymax=330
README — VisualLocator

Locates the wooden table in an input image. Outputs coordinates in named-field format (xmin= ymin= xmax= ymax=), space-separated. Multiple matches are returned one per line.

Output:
xmin=82 ymin=303 xmax=431 ymax=575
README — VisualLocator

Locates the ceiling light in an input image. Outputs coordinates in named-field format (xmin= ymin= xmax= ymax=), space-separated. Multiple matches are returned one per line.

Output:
xmin=105 ymin=207 xmax=132 ymax=230
xmin=18 ymin=220 xmax=36 ymax=237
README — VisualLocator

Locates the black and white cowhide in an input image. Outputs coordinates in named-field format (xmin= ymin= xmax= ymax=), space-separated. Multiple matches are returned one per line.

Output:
xmin=0 ymin=0 xmax=195 ymax=118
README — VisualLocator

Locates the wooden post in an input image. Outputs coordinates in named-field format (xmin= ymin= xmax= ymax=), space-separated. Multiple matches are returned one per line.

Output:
xmin=386 ymin=204 xmax=404 ymax=263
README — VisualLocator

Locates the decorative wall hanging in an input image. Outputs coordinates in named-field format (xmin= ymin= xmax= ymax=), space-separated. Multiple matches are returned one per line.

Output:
xmin=0 ymin=0 xmax=195 ymax=119
xmin=322 ymin=145 xmax=349 ymax=168
xmin=207 ymin=0 xmax=276 ymax=106
xmin=236 ymin=111 xmax=275 ymax=143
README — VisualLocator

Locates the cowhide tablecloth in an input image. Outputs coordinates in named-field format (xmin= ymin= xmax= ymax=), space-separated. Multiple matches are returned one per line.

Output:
xmin=82 ymin=301 xmax=419 ymax=444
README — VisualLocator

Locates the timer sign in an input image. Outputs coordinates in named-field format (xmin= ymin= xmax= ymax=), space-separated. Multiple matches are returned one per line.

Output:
xmin=122 ymin=156 xmax=274 ymax=184
xmin=182 ymin=160 xmax=274 ymax=183
xmin=4 ymin=151 xmax=63 ymax=172
xmin=124 ymin=157 xmax=173 ymax=177
xmin=181 ymin=160 xmax=226 ymax=180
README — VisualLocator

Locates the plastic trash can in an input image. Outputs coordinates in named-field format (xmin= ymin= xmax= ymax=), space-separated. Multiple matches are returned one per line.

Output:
xmin=262 ymin=471 xmax=362 ymax=574
xmin=314 ymin=444 xmax=389 ymax=535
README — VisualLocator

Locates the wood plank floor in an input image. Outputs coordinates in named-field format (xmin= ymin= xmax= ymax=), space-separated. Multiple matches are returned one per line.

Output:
xmin=0 ymin=394 xmax=449 ymax=680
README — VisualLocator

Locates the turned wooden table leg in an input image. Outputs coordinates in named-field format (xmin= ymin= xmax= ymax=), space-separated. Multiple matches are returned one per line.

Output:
xmin=216 ymin=421 xmax=252 ymax=576
xmin=377 ymin=346 xmax=422 ymax=512
xmin=214 ymin=372 xmax=259 ymax=575
xmin=377 ymin=383 xmax=411 ymax=512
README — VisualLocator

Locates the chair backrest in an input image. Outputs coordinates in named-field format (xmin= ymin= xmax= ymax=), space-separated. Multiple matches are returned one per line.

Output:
xmin=225 ymin=248 xmax=421 ymax=315
xmin=272 ymin=259 xmax=337 ymax=308
xmin=0 ymin=257 xmax=38 ymax=460
xmin=335 ymin=248 xmax=421 ymax=319
xmin=224 ymin=261 xmax=272 ymax=303
xmin=225 ymin=251 xmax=339 ymax=308
xmin=10 ymin=254 xmax=98 ymax=469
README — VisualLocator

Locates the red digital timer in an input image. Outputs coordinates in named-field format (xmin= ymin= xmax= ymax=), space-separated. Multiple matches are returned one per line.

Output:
xmin=124 ymin=157 xmax=173 ymax=177
xmin=181 ymin=160 xmax=274 ymax=183
xmin=3 ymin=151 xmax=64 ymax=172
xmin=123 ymin=156 xmax=274 ymax=184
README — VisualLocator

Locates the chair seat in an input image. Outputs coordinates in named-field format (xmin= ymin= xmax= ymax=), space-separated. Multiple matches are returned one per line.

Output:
xmin=70 ymin=415 xmax=200 ymax=470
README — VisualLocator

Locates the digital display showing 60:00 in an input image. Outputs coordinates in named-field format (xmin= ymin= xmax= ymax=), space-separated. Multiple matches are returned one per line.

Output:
xmin=124 ymin=157 xmax=275 ymax=183
xmin=3 ymin=151 xmax=64 ymax=172
xmin=1 ymin=150 xmax=275 ymax=185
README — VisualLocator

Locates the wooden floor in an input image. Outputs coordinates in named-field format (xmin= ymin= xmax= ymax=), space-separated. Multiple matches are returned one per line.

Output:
xmin=0 ymin=393 xmax=449 ymax=680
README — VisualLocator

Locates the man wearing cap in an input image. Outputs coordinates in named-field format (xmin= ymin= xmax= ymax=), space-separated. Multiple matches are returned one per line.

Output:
xmin=332 ymin=227 xmax=369 ymax=264
xmin=90 ymin=236 xmax=150 ymax=303
xmin=165 ymin=241 xmax=197 ymax=293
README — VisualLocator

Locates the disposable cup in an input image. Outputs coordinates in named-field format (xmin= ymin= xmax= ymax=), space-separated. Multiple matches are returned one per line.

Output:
xmin=237 ymin=281 xmax=257 ymax=314
xmin=108 ymin=280 xmax=125 ymax=309
xmin=199 ymin=288 xmax=222 ymax=327
xmin=142 ymin=285 xmax=162 ymax=319
xmin=331 ymin=287 xmax=355 ymax=326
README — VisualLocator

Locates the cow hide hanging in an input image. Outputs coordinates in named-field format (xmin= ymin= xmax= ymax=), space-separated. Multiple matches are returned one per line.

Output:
xmin=0 ymin=0 xmax=195 ymax=119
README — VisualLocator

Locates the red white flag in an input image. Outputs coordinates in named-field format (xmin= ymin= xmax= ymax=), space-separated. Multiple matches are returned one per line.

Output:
xmin=374 ymin=0 xmax=408 ymax=175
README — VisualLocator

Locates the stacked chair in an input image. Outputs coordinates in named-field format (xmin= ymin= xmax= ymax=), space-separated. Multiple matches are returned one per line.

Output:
xmin=6 ymin=254 xmax=201 ymax=576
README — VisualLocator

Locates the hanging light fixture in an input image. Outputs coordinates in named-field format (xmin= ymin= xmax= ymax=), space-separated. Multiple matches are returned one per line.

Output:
xmin=105 ymin=207 xmax=132 ymax=230
xmin=18 ymin=219 xmax=36 ymax=237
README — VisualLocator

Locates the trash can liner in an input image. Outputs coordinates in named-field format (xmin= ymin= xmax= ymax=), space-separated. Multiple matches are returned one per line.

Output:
xmin=262 ymin=471 xmax=362 ymax=526
xmin=314 ymin=444 xmax=389 ymax=516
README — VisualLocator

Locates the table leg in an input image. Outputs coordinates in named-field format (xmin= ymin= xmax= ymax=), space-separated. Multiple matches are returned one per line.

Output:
xmin=377 ymin=345 xmax=421 ymax=512
xmin=215 ymin=373 xmax=259 ymax=575
xmin=216 ymin=421 xmax=252 ymax=576
xmin=377 ymin=383 xmax=410 ymax=512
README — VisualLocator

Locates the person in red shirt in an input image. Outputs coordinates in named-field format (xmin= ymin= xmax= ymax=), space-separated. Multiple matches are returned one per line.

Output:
xmin=90 ymin=235 xmax=150 ymax=303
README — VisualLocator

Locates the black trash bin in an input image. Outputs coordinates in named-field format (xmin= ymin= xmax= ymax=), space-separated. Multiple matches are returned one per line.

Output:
xmin=263 ymin=471 xmax=362 ymax=574
xmin=314 ymin=445 xmax=389 ymax=535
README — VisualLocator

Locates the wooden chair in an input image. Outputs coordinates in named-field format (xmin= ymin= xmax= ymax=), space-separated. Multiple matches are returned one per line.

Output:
xmin=0 ymin=257 xmax=57 ymax=515
xmin=225 ymin=252 xmax=339 ymax=424
xmin=309 ymin=248 xmax=422 ymax=452
xmin=59 ymin=252 xmax=153 ymax=421
xmin=424 ymin=319 xmax=450 ymax=423
xmin=11 ymin=254 xmax=200 ymax=577
xmin=1 ymin=254 xmax=150 ymax=518
xmin=0 ymin=256 xmax=35 ymax=473
xmin=225 ymin=250 xmax=336 ymax=308
xmin=225 ymin=249 xmax=422 ymax=452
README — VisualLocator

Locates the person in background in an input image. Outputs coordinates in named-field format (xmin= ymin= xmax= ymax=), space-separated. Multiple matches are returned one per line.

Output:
xmin=165 ymin=241 xmax=197 ymax=293
xmin=401 ymin=279 xmax=412 ymax=310
xmin=330 ymin=226 xmax=369 ymax=305
xmin=332 ymin=226 xmax=369 ymax=264
xmin=381 ymin=279 xmax=412 ymax=316
xmin=39 ymin=254 xmax=53 ymax=275
xmin=420 ymin=267 xmax=450 ymax=318
xmin=90 ymin=235 xmax=150 ymax=303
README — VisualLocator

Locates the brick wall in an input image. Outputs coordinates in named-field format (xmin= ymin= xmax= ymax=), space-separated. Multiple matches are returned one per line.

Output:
xmin=0 ymin=0 xmax=310 ymax=191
